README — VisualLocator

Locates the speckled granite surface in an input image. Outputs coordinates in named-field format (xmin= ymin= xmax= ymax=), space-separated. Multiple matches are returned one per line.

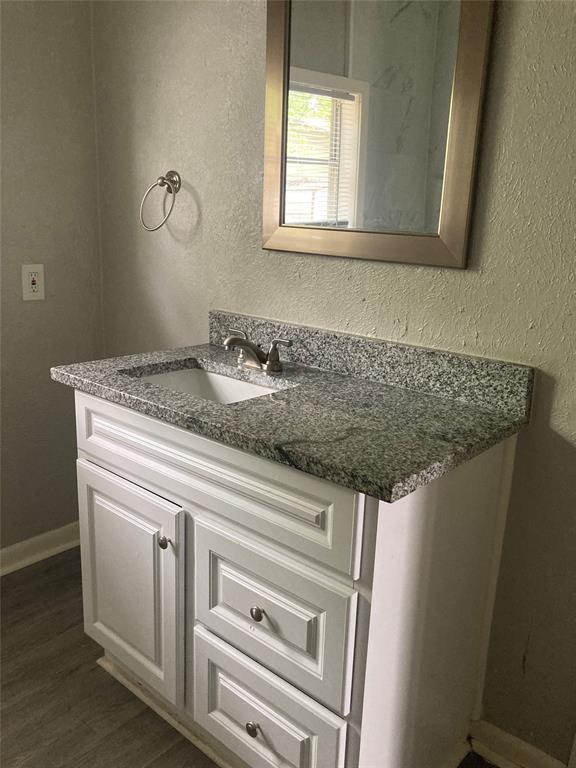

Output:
xmin=210 ymin=310 xmax=534 ymax=421
xmin=50 ymin=313 xmax=533 ymax=503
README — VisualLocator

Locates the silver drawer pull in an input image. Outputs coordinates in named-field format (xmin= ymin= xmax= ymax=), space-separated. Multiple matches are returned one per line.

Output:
xmin=158 ymin=536 xmax=170 ymax=550
xmin=249 ymin=606 xmax=264 ymax=622
xmin=245 ymin=721 xmax=259 ymax=738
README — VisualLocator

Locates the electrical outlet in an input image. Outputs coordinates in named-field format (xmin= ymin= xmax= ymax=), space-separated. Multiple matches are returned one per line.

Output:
xmin=22 ymin=264 xmax=45 ymax=301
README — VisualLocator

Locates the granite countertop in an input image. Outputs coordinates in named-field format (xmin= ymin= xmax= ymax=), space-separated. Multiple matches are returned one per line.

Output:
xmin=50 ymin=311 xmax=534 ymax=503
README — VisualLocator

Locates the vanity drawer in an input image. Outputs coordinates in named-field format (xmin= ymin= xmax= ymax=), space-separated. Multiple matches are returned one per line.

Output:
xmin=76 ymin=392 xmax=362 ymax=577
xmin=195 ymin=517 xmax=357 ymax=715
xmin=193 ymin=625 xmax=347 ymax=768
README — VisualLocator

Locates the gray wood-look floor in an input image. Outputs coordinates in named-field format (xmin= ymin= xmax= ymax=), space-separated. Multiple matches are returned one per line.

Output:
xmin=1 ymin=548 xmax=493 ymax=768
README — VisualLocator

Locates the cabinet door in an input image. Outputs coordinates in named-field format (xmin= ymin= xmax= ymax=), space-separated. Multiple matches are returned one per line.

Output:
xmin=77 ymin=459 xmax=183 ymax=705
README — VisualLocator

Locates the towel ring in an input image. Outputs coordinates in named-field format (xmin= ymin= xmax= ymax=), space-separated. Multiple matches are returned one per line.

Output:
xmin=139 ymin=170 xmax=181 ymax=231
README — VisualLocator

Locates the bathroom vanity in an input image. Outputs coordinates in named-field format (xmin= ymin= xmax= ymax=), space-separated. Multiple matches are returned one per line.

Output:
xmin=51 ymin=311 xmax=533 ymax=768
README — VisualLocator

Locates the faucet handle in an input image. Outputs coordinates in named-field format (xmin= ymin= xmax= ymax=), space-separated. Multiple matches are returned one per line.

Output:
xmin=228 ymin=328 xmax=248 ymax=340
xmin=260 ymin=338 xmax=293 ymax=373
xmin=267 ymin=338 xmax=293 ymax=360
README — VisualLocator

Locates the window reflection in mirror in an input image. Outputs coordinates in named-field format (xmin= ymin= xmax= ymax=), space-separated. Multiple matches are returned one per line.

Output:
xmin=283 ymin=0 xmax=461 ymax=235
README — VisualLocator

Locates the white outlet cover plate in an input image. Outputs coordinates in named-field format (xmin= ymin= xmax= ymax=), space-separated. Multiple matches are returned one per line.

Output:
xmin=22 ymin=264 xmax=45 ymax=301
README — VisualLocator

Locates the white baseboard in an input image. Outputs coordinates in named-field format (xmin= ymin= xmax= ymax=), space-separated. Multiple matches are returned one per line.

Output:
xmin=0 ymin=521 xmax=80 ymax=576
xmin=470 ymin=720 xmax=567 ymax=768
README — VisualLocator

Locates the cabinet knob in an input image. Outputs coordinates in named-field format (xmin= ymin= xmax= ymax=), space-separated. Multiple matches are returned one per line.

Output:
xmin=245 ymin=721 xmax=259 ymax=738
xmin=249 ymin=606 xmax=264 ymax=622
xmin=158 ymin=536 xmax=169 ymax=550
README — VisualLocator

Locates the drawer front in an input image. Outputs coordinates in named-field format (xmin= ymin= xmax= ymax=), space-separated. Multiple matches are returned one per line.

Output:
xmin=76 ymin=392 xmax=362 ymax=577
xmin=195 ymin=517 xmax=357 ymax=715
xmin=194 ymin=625 xmax=347 ymax=768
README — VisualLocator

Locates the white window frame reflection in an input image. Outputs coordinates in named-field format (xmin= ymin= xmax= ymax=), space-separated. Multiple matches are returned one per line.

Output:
xmin=286 ymin=67 xmax=370 ymax=230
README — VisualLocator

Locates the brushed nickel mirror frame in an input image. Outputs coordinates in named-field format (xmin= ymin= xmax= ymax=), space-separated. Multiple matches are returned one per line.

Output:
xmin=263 ymin=0 xmax=493 ymax=268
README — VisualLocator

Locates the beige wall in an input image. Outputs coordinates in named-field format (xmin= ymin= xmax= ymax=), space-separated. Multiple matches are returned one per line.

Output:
xmin=92 ymin=0 xmax=246 ymax=355
xmin=1 ymin=2 xmax=102 ymax=546
xmin=1 ymin=0 xmax=573 ymax=761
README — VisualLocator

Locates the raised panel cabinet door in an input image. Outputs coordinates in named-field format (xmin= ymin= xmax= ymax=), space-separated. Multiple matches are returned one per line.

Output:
xmin=76 ymin=458 xmax=184 ymax=705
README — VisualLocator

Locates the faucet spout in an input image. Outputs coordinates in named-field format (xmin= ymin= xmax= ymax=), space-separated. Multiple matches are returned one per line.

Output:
xmin=223 ymin=336 xmax=267 ymax=368
xmin=223 ymin=328 xmax=293 ymax=374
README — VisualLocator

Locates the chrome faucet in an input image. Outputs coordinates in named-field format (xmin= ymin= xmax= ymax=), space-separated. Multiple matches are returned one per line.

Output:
xmin=223 ymin=328 xmax=293 ymax=374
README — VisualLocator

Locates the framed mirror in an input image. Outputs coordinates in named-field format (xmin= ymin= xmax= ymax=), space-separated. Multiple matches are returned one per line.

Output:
xmin=263 ymin=0 xmax=493 ymax=268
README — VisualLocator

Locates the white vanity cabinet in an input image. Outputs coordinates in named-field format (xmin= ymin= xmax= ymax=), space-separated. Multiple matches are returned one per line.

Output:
xmin=73 ymin=391 xmax=515 ymax=768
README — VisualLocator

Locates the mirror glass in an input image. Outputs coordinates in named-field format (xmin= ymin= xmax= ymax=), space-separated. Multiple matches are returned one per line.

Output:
xmin=283 ymin=0 xmax=461 ymax=235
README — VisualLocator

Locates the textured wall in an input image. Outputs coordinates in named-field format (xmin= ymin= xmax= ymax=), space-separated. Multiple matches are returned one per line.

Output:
xmin=97 ymin=0 xmax=576 ymax=761
xmin=92 ymin=0 xmax=244 ymax=356
xmin=0 ymin=2 xmax=102 ymax=546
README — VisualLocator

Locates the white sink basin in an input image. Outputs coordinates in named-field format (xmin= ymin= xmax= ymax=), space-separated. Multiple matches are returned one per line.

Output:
xmin=140 ymin=368 xmax=277 ymax=404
